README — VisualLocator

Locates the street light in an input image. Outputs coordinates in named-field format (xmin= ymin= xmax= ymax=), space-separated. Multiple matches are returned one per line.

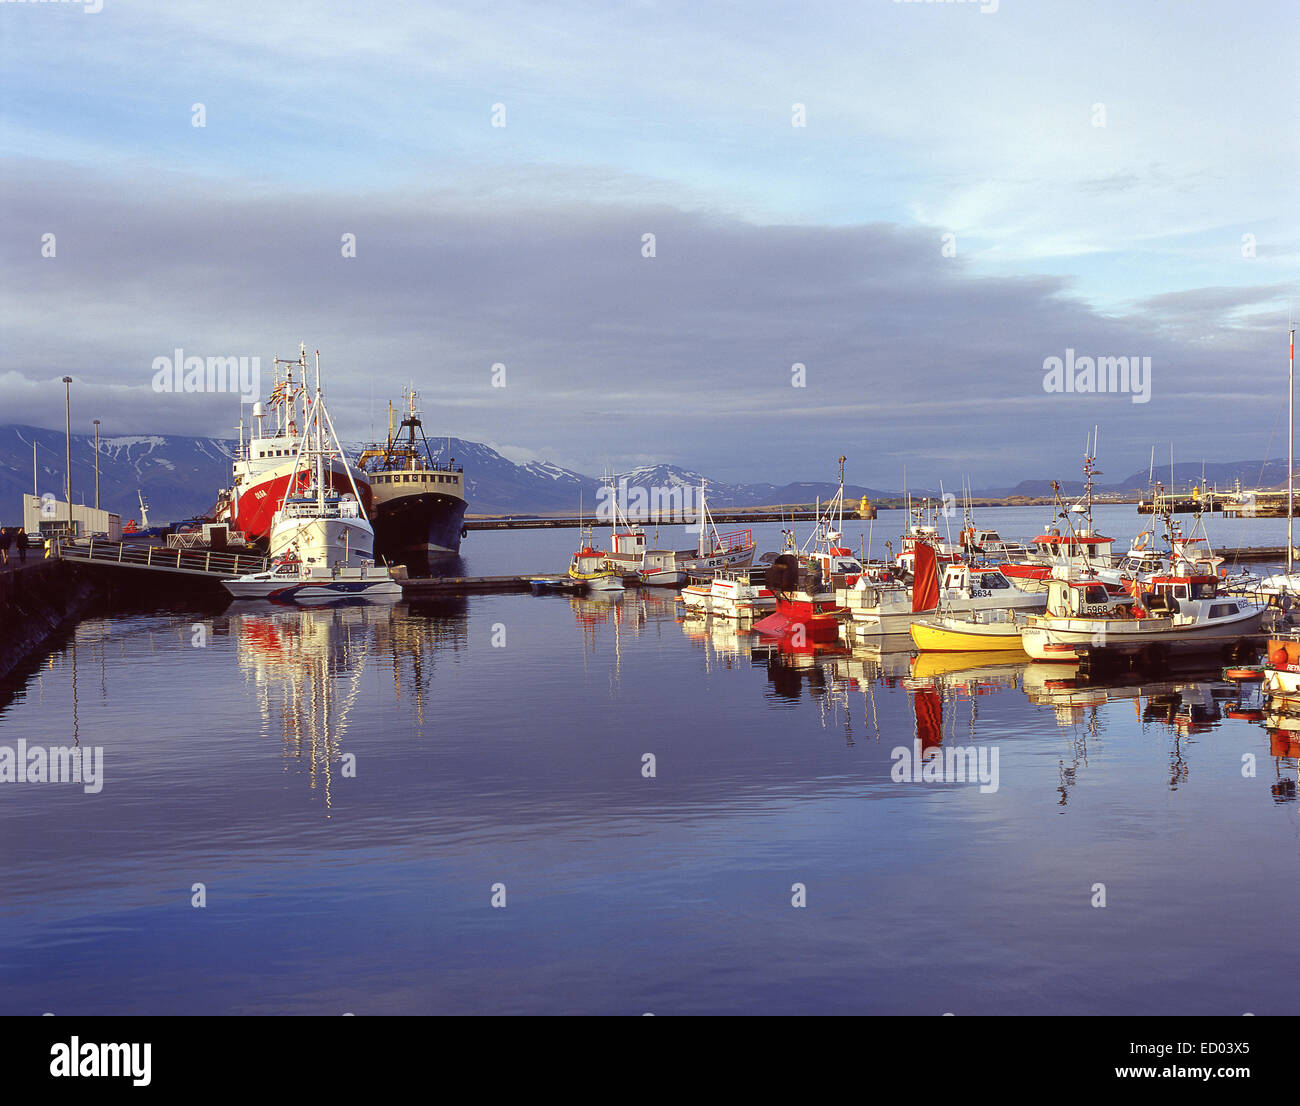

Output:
xmin=92 ymin=418 xmax=101 ymax=510
xmin=62 ymin=376 xmax=72 ymax=514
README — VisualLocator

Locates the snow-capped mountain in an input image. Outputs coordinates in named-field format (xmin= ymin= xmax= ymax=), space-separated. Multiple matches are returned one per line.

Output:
xmin=0 ymin=424 xmax=238 ymax=524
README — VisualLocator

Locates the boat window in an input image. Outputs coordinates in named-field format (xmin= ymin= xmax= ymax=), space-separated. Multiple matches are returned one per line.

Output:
xmin=1191 ymin=582 xmax=1216 ymax=599
xmin=1084 ymin=586 xmax=1109 ymax=605
xmin=1209 ymin=603 xmax=1235 ymax=618
xmin=1175 ymin=585 xmax=1188 ymax=598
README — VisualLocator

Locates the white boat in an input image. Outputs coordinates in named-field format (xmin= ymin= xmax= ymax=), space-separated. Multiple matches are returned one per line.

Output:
xmin=959 ymin=525 xmax=1031 ymax=563
xmin=1000 ymin=441 xmax=1120 ymax=593
xmin=636 ymin=548 xmax=687 ymax=587
xmin=224 ymin=559 xmax=402 ymax=603
xmin=596 ymin=482 xmax=686 ymax=587
xmin=569 ymin=534 xmax=624 ymax=592
xmin=706 ymin=570 xmax=775 ymax=620
xmin=1021 ymin=563 xmax=1264 ymax=662
xmin=840 ymin=559 xmax=1043 ymax=637
xmin=222 ymin=349 xmax=401 ymax=604
xmin=678 ymin=579 xmax=713 ymax=612
xmin=675 ymin=479 xmax=755 ymax=575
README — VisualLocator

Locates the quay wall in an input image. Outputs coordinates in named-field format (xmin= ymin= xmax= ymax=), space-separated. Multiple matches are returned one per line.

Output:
xmin=0 ymin=561 xmax=100 ymax=682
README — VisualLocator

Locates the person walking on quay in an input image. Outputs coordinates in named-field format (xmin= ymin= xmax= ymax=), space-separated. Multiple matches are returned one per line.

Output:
xmin=0 ymin=527 xmax=11 ymax=567
xmin=16 ymin=528 xmax=29 ymax=565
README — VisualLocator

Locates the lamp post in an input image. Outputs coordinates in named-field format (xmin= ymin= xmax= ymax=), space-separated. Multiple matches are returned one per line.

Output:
xmin=92 ymin=419 xmax=101 ymax=510
xmin=62 ymin=377 xmax=72 ymax=519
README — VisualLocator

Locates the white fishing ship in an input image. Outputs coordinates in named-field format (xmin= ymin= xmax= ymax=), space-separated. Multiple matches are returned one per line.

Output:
xmin=222 ymin=350 xmax=401 ymax=604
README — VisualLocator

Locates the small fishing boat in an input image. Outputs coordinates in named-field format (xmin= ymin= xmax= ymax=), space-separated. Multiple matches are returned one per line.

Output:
xmin=677 ymin=579 xmax=713 ymax=613
xmin=706 ymin=570 xmax=775 ymax=620
xmin=910 ymin=607 xmax=1028 ymax=652
xmin=675 ymin=480 xmax=755 ymax=575
xmin=840 ymin=553 xmax=1043 ymax=637
xmin=224 ymin=558 xmax=402 ymax=603
xmin=636 ymin=547 xmax=687 ymax=588
xmin=1021 ymin=563 xmax=1263 ymax=662
xmin=754 ymin=552 xmax=843 ymax=645
xmin=959 ymin=526 xmax=1030 ymax=564
xmin=569 ymin=533 xmax=624 ymax=592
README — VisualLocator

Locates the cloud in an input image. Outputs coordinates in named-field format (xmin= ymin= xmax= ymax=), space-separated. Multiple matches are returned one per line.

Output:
xmin=0 ymin=155 xmax=1286 ymax=488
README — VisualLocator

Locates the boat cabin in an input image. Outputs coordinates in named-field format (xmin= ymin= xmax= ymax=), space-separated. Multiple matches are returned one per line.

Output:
xmin=1029 ymin=528 xmax=1115 ymax=564
xmin=810 ymin=545 xmax=864 ymax=582
xmin=1044 ymin=578 xmax=1131 ymax=619
xmin=939 ymin=563 xmax=1016 ymax=598
xmin=1115 ymin=549 xmax=1169 ymax=576
xmin=610 ymin=527 xmax=647 ymax=558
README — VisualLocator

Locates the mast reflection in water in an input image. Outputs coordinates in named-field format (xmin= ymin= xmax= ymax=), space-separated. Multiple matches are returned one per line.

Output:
xmin=0 ymin=593 xmax=1295 ymax=1015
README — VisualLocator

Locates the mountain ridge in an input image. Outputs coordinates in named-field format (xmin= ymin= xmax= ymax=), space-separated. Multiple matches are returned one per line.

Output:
xmin=0 ymin=423 xmax=1288 ymax=524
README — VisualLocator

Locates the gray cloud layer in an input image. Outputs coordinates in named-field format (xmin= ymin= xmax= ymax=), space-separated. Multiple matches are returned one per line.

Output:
xmin=0 ymin=158 xmax=1287 ymax=487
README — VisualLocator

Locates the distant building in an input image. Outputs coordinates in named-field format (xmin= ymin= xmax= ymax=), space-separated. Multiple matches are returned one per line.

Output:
xmin=20 ymin=495 xmax=122 ymax=541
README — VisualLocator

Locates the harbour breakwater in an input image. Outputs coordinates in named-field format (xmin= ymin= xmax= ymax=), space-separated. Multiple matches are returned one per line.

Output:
xmin=0 ymin=561 xmax=98 ymax=682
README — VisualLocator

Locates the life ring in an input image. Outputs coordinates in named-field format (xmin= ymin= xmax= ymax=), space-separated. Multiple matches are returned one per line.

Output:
xmin=1133 ymin=533 xmax=1148 ymax=551
xmin=1219 ymin=566 xmax=1228 ymax=578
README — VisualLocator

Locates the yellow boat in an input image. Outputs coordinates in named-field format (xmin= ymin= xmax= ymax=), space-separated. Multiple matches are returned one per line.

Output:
xmin=910 ymin=609 xmax=1028 ymax=653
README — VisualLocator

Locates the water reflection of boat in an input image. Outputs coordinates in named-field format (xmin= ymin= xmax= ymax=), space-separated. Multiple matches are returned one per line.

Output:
xmin=834 ymin=640 xmax=915 ymax=687
xmin=235 ymin=602 xmax=468 ymax=803
xmin=237 ymin=605 xmax=394 ymax=810
xmin=1022 ymin=662 xmax=1233 ymax=734
xmin=1257 ymin=706 xmax=1300 ymax=800
xmin=762 ymin=647 xmax=844 ymax=704
xmin=908 ymin=650 xmax=1027 ymax=687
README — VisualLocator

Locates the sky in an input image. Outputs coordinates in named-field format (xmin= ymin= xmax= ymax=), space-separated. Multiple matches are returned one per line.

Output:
xmin=1 ymin=0 xmax=1296 ymax=490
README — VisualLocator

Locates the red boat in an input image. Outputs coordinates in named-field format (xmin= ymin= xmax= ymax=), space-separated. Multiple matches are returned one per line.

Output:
xmin=754 ymin=553 xmax=844 ymax=646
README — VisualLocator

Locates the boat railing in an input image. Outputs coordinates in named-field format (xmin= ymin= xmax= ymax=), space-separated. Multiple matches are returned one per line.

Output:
xmin=709 ymin=529 xmax=753 ymax=554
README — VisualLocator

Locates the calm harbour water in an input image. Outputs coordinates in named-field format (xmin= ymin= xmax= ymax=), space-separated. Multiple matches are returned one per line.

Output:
xmin=1 ymin=505 xmax=1298 ymax=1015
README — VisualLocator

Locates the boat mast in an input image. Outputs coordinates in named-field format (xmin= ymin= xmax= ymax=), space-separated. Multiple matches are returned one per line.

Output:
xmin=697 ymin=479 xmax=707 ymax=556
xmin=837 ymin=455 xmax=845 ymax=538
xmin=314 ymin=348 xmax=325 ymax=511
